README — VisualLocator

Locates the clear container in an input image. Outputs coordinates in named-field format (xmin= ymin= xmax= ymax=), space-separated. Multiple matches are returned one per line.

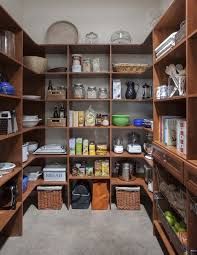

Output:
xmin=72 ymin=54 xmax=82 ymax=66
xmin=111 ymin=30 xmax=132 ymax=44
xmin=98 ymin=88 xmax=108 ymax=99
xmin=102 ymin=114 xmax=109 ymax=126
xmin=73 ymin=83 xmax=85 ymax=99
xmin=87 ymin=86 xmax=97 ymax=99
xmin=82 ymin=58 xmax=91 ymax=72
xmin=0 ymin=30 xmax=15 ymax=57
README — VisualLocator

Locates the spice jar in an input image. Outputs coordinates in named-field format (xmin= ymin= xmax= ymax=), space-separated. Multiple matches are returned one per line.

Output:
xmin=72 ymin=54 xmax=82 ymax=72
xmin=73 ymin=83 xmax=85 ymax=99
xmin=82 ymin=58 xmax=91 ymax=72
xmin=102 ymin=114 xmax=109 ymax=126
xmin=96 ymin=114 xmax=102 ymax=126
xmin=98 ymin=88 xmax=108 ymax=99
xmin=87 ymin=86 xmax=97 ymax=99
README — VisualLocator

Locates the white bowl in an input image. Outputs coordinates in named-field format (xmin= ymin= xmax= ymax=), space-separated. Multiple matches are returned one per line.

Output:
xmin=23 ymin=115 xmax=38 ymax=120
xmin=23 ymin=119 xmax=41 ymax=128
xmin=28 ymin=141 xmax=39 ymax=153
xmin=0 ymin=162 xmax=16 ymax=175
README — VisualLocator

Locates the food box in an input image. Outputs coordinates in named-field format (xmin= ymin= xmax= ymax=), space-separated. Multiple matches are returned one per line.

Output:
xmin=83 ymin=139 xmax=89 ymax=155
xmin=76 ymin=138 xmax=83 ymax=155
xmin=43 ymin=164 xmax=66 ymax=181
xmin=69 ymin=138 xmax=76 ymax=155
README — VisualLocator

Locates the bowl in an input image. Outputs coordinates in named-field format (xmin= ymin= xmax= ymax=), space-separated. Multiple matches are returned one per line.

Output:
xmin=28 ymin=141 xmax=39 ymax=153
xmin=23 ymin=56 xmax=48 ymax=74
xmin=0 ymin=162 xmax=16 ymax=175
xmin=23 ymin=115 xmax=38 ymax=120
xmin=112 ymin=115 xmax=130 ymax=126
xmin=133 ymin=118 xmax=144 ymax=127
xmin=22 ymin=119 xmax=41 ymax=128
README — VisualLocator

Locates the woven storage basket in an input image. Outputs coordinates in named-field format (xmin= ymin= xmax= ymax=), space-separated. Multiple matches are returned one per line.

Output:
xmin=23 ymin=56 xmax=48 ymax=74
xmin=116 ymin=186 xmax=140 ymax=210
xmin=113 ymin=63 xmax=149 ymax=74
xmin=37 ymin=186 xmax=63 ymax=210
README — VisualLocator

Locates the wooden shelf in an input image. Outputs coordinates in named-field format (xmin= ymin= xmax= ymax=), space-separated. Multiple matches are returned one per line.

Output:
xmin=69 ymin=99 xmax=110 ymax=102
xmin=0 ymin=94 xmax=21 ymax=100
xmin=0 ymin=202 xmax=22 ymax=231
xmin=154 ymin=96 xmax=186 ymax=102
xmin=69 ymin=153 xmax=110 ymax=158
xmin=22 ymin=125 xmax=46 ymax=133
xmin=110 ymin=151 xmax=144 ymax=158
xmin=153 ymin=220 xmax=176 ymax=255
xmin=154 ymin=141 xmax=187 ymax=161
xmin=154 ymin=39 xmax=186 ymax=65
xmin=69 ymin=126 xmax=109 ymax=129
xmin=111 ymin=125 xmax=144 ymax=130
xmin=0 ymin=167 xmax=22 ymax=188
xmin=69 ymin=72 xmax=110 ymax=78
xmin=0 ymin=131 xmax=21 ymax=141
xmin=112 ymin=98 xmax=153 ymax=102
xmin=188 ymin=28 xmax=197 ymax=40
xmin=111 ymin=177 xmax=153 ymax=202
xmin=69 ymin=175 xmax=110 ymax=180
xmin=23 ymin=98 xmax=45 ymax=102
xmin=22 ymin=181 xmax=37 ymax=202
xmin=0 ymin=51 xmax=22 ymax=67
xmin=44 ymin=72 xmax=67 ymax=77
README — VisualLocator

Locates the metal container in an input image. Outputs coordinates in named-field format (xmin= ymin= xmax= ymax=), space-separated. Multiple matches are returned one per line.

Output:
xmin=119 ymin=162 xmax=134 ymax=181
xmin=144 ymin=164 xmax=152 ymax=184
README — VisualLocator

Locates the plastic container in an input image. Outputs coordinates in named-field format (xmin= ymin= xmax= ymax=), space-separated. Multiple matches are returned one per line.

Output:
xmin=22 ymin=176 xmax=29 ymax=193
xmin=133 ymin=119 xmax=144 ymax=127
xmin=43 ymin=164 xmax=66 ymax=181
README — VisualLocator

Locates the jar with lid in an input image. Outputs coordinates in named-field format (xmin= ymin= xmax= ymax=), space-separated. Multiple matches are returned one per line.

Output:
xmin=73 ymin=83 xmax=85 ymax=99
xmin=72 ymin=54 xmax=82 ymax=72
xmin=87 ymin=86 xmax=97 ymax=99
xmin=98 ymin=88 xmax=108 ymax=99
xmin=82 ymin=58 xmax=91 ymax=72
xmin=102 ymin=114 xmax=109 ymax=126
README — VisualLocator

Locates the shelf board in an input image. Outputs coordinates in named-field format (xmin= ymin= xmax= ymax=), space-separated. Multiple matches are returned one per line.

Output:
xmin=69 ymin=72 xmax=110 ymax=78
xmin=0 ymin=202 xmax=22 ymax=231
xmin=112 ymin=68 xmax=152 ymax=79
xmin=154 ymin=39 xmax=186 ymax=65
xmin=144 ymin=157 xmax=154 ymax=168
xmin=188 ymin=28 xmax=197 ymax=40
xmin=153 ymin=220 xmax=176 ymax=255
xmin=0 ymin=94 xmax=21 ymax=100
xmin=69 ymin=44 xmax=110 ymax=54
xmin=46 ymin=99 xmax=67 ymax=102
xmin=69 ymin=98 xmax=110 ymax=102
xmin=44 ymin=72 xmax=67 ymax=77
xmin=111 ymin=177 xmax=153 ymax=202
xmin=0 ymin=167 xmax=22 ymax=188
xmin=110 ymin=151 xmax=144 ymax=158
xmin=111 ymin=125 xmax=144 ymax=130
xmin=112 ymin=98 xmax=153 ymax=102
xmin=46 ymin=126 xmax=67 ymax=129
xmin=0 ymin=131 xmax=21 ymax=141
xmin=22 ymin=125 xmax=46 ymax=133
xmin=23 ymin=64 xmax=42 ymax=76
xmin=23 ymin=98 xmax=45 ymax=102
xmin=22 ymin=154 xmax=35 ymax=168
xmin=0 ymin=51 xmax=22 ymax=67
xmin=69 ymin=153 xmax=110 ymax=158
xmin=154 ymin=141 xmax=186 ymax=160
xmin=69 ymin=126 xmax=109 ymax=129
xmin=69 ymin=175 xmax=110 ymax=180
xmin=40 ymin=44 xmax=67 ymax=54
xmin=154 ymin=96 xmax=186 ymax=102
xmin=188 ymin=94 xmax=197 ymax=99
xmin=111 ymin=44 xmax=152 ymax=54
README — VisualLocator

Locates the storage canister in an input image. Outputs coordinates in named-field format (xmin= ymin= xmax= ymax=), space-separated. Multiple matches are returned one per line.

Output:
xmin=98 ymin=88 xmax=108 ymax=99
xmin=43 ymin=164 xmax=66 ymax=182
xmin=87 ymin=86 xmax=97 ymax=99
xmin=82 ymin=58 xmax=91 ymax=72
xmin=73 ymin=83 xmax=85 ymax=99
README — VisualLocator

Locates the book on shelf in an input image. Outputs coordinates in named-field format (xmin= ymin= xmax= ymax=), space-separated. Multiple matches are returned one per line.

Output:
xmin=176 ymin=119 xmax=187 ymax=155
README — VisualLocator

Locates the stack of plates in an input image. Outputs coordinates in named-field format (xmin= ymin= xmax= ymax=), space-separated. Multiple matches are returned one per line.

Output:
xmin=0 ymin=162 xmax=16 ymax=176
xmin=23 ymin=95 xmax=41 ymax=100
xmin=23 ymin=115 xmax=42 ymax=128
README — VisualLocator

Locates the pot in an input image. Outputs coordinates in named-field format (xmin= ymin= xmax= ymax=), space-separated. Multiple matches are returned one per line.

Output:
xmin=119 ymin=162 xmax=135 ymax=181
xmin=22 ymin=143 xmax=29 ymax=162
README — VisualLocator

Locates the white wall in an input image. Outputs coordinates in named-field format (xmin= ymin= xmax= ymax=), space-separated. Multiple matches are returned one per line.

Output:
xmin=22 ymin=0 xmax=162 ymax=44
xmin=0 ymin=0 xmax=24 ymax=26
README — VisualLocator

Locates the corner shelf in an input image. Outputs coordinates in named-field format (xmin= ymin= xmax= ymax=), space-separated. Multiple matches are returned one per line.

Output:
xmin=0 ymin=167 xmax=22 ymax=188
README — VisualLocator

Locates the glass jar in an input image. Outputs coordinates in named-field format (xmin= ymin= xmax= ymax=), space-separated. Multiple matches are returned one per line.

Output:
xmin=0 ymin=30 xmax=15 ymax=57
xmin=102 ymin=114 xmax=109 ymax=126
xmin=82 ymin=58 xmax=91 ymax=72
xmin=87 ymin=86 xmax=97 ymax=99
xmin=72 ymin=54 xmax=82 ymax=66
xmin=73 ymin=83 xmax=85 ymax=99
xmin=98 ymin=88 xmax=108 ymax=99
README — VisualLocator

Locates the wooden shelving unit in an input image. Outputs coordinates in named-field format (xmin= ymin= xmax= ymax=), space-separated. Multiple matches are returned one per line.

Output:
xmin=153 ymin=0 xmax=197 ymax=253
xmin=0 ymin=5 xmax=154 ymax=238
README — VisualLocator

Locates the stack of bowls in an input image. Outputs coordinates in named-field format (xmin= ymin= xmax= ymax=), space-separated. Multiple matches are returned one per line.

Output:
xmin=23 ymin=115 xmax=41 ymax=128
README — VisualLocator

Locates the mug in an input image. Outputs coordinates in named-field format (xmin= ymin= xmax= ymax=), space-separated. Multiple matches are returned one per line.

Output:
xmin=22 ymin=143 xmax=29 ymax=162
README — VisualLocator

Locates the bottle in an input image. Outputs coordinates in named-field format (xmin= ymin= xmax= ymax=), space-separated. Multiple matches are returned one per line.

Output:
xmin=59 ymin=104 xmax=65 ymax=118
xmin=53 ymin=106 xmax=59 ymax=118
xmin=48 ymin=80 xmax=53 ymax=91
xmin=89 ymin=141 xmax=96 ymax=155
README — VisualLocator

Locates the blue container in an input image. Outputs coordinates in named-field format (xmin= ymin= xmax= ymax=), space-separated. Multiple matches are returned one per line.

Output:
xmin=133 ymin=118 xmax=145 ymax=127
xmin=22 ymin=176 xmax=29 ymax=193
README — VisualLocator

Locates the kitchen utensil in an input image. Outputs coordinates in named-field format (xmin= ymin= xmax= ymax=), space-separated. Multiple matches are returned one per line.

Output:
xmin=113 ymin=137 xmax=124 ymax=154
xmin=0 ymin=162 xmax=16 ymax=175
xmin=111 ymin=30 xmax=132 ymax=44
xmin=112 ymin=114 xmax=130 ymax=126
xmin=0 ymin=182 xmax=18 ymax=209
xmin=125 ymin=81 xmax=139 ymax=99
xmin=133 ymin=119 xmax=144 ymax=127
xmin=23 ymin=56 xmax=48 ymax=74
xmin=45 ymin=21 xmax=78 ymax=44
xmin=0 ymin=73 xmax=15 ymax=95
xmin=23 ymin=95 xmax=41 ymax=100
xmin=24 ymin=166 xmax=42 ymax=181
xmin=22 ymin=143 xmax=29 ymax=162
xmin=142 ymin=83 xmax=152 ymax=99
xmin=27 ymin=141 xmax=39 ymax=153
xmin=22 ymin=119 xmax=42 ymax=128
xmin=119 ymin=162 xmax=135 ymax=181
xmin=85 ymin=32 xmax=98 ymax=44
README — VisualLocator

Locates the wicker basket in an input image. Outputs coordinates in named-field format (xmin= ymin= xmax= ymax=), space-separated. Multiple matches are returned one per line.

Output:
xmin=116 ymin=186 xmax=140 ymax=210
xmin=23 ymin=56 xmax=48 ymax=74
xmin=37 ymin=186 xmax=63 ymax=210
xmin=47 ymin=118 xmax=66 ymax=127
xmin=113 ymin=63 xmax=149 ymax=74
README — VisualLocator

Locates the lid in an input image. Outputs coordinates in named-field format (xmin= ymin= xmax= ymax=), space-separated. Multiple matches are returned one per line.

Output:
xmin=116 ymin=186 xmax=140 ymax=191
xmin=88 ymin=86 xmax=96 ymax=90
xmin=43 ymin=164 xmax=66 ymax=172
xmin=74 ymin=83 xmax=84 ymax=87
xmin=99 ymin=87 xmax=107 ymax=91
xmin=72 ymin=54 xmax=82 ymax=57
xmin=37 ymin=186 xmax=63 ymax=191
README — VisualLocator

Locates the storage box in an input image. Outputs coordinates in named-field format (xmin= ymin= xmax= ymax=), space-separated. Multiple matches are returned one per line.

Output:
xmin=47 ymin=118 xmax=66 ymax=127
xmin=47 ymin=89 xmax=66 ymax=100
xmin=37 ymin=186 xmax=63 ymax=210
xmin=116 ymin=186 xmax=140 ymax=210
xmin=43 ymin=164 xmax=66 ymax=182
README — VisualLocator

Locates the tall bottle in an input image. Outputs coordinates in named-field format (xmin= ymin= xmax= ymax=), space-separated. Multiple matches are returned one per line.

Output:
xmin=59 ymin=104 xmax=65 ymax=118
xmin=48 ymin=80 xmax=53 ymax=91
xmin=53 ymin=106 xmax=59 ymax=118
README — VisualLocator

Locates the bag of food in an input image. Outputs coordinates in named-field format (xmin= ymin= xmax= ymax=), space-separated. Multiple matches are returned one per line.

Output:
xmin=85 ymin=105 xmax=96 ymax=127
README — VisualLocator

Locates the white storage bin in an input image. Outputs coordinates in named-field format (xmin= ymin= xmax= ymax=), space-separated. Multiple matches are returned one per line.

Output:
xmin=43 ymin=164 xmax=66 ymax=182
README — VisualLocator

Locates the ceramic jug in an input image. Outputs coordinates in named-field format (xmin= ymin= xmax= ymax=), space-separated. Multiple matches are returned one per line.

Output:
xmin=125 ymin=81 xmax=139 ymax=99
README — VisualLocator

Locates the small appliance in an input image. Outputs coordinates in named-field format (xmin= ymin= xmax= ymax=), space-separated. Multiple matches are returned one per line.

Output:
xmin=119 ymin=161 xmax=135 ymax=181
xmin=113 ymin=137 xmax=124 ymax=154
xmin=142 ymin=83 xmax=152 ymax=99
xmin=0 ymin=182 xmax=18 ymax=209
xmin=127 ymin=132 xmax=142 ymax=154
xmin=143 ymin=133 xmax=153 ymax=160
